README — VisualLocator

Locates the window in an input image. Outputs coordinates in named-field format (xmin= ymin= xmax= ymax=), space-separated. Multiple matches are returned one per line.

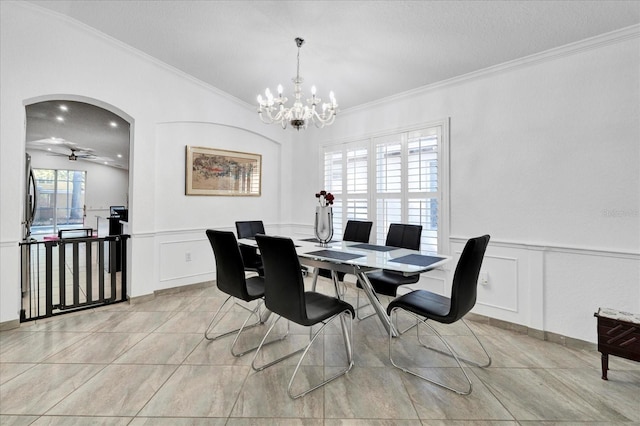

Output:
xmin=321 ymin=123 xmax=448 ymax=253
xmin=32 ymin=169 xmax=86 ymax=235
xmin=323 ymin=141 xmax=369 ymax=240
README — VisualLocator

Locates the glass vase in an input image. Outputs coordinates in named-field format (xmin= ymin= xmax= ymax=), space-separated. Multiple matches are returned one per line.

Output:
xmin=314 ymin=206 xmax=334 ymax=246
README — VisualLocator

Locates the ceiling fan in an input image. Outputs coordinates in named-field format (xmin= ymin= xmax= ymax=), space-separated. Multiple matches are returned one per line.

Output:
xmin=46 ymin=143 xmax=96 ymax=161
xmin=67 ymin=148 xmax=92 ymax=161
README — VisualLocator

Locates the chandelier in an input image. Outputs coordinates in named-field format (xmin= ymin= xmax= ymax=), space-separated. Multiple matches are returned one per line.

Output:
xmin=257 ymin=37 xmax=338 ymax=130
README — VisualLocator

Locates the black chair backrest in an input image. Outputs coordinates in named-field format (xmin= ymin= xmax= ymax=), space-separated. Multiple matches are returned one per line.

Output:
xmin=448 ymin=235 xmax=491 ymax=322
xmin=206 ymin=229 xmax=251 ymax=300
xmin=385 ymin=223 xmax=422 ymax=250
xmin=343 ymin=220 xmax=373 ymax=243
xmin=255 ymin=234 xmax=307 ymax=323
xmin=235 ymin=220 xmax=266 ymax=239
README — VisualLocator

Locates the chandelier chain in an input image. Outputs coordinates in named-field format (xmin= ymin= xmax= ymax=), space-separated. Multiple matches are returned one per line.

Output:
xmin=296 ymin=44 xmax=300 ymax=82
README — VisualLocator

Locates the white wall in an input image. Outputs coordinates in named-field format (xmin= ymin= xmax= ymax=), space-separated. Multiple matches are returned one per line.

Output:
xmin=152 ymin=122 xmax=282 ymax=291
xmin=294 ymin=29 xmax=640 ymax=343
xmin=0 ymin=2 xmax=291 ymax=322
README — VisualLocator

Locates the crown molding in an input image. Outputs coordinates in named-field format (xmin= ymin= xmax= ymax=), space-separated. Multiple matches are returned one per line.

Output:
xmin=343 ymin=24 xmax=640 ymax=115
xmin=17 ymin=1 xmax=250 ymax=110
xmin=15 ymin=2 xmax=639 ymax=115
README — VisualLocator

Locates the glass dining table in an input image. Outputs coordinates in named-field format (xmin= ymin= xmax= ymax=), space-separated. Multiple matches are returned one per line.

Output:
xmin=239 ymin=236 xmax=451 ymax=337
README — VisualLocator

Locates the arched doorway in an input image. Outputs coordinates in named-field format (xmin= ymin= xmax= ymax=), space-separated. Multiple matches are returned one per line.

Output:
xmin=21 ymin=95 xmax=133 ymax=321
xmin=24 ymin=96 xmax=132 ymax=239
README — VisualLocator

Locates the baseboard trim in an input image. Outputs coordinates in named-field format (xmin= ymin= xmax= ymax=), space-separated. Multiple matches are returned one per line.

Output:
xmin=128 ymin=280 xmax=215 ymax=305
xmin=155 ymin=280 xmax=214 ymax=296
xmin=127 ymin=293 xmax=155 ymax=305
xmin=466 ymin=312 xmax=596 ymax=351
xmin=0 ymin=319 xmax=21 ymax=332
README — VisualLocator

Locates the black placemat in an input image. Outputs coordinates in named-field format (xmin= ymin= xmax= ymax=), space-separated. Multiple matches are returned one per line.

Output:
xmin=389 ymin=254 xmax=444 ymax=267
xmin=298 ymin=237 xmax=341 ymax=243
xmin=350 ymin=243 xmax=396 ymax=252
xmin=306 ymin=250 xmax=364 ymax=261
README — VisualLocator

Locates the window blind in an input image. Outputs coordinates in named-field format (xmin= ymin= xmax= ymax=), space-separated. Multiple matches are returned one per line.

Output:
xmin=322 ymin=124 xmax=444 ymax=252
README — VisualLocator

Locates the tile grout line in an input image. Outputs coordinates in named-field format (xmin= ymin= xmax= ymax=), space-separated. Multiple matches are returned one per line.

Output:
xmin=128 ymin=305 xmax=196 ymax=421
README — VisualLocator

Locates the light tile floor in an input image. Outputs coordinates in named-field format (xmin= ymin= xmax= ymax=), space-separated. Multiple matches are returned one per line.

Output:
xmin=1 ymin=278 xmax=639 ymax=425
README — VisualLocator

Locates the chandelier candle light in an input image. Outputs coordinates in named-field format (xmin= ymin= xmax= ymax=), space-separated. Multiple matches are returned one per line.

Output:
xmin=257 ymin=37 xmax=338 ymax=130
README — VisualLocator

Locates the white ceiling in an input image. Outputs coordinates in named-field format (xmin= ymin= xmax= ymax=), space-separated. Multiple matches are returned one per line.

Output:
xmin=29 ymin=0 xmax=640 ymax=110
xmin=23 ymin=1 xmax=640 ymax=167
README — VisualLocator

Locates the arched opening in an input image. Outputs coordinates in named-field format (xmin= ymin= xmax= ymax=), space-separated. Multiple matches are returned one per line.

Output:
xmin=24 ymin=96 xmax=132 ymax=239
xmin=21 ymin=95 xmax=133 ymax=321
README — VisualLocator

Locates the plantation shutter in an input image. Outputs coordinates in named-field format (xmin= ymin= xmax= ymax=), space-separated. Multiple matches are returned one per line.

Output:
xmin=322 ymin=123 xmax=445 ymax=253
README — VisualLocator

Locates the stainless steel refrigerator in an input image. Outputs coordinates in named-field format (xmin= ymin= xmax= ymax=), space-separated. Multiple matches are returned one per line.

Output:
xmin=24 ymin=152 xmax=36 ymax=240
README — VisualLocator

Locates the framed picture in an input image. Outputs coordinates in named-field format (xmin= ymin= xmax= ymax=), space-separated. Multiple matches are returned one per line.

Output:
xmin=185 ymin=146 xmax=261 ymax=196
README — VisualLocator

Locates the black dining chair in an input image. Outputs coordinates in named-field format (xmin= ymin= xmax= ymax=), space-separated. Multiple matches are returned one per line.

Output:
xmin=312 ymin=220 xmax=373 ymax=293
xmin=357 ymin=223 xmax=423 ymax=319
xmin=204 ymin=229 xmax=285 ymax=357
xmin=387 ymin=234 xmax=492 ymax=395
xmin=235 ymin=220 xmax=266 ymax=276
xmin=252 ymin=234 xmax=355 ymax=399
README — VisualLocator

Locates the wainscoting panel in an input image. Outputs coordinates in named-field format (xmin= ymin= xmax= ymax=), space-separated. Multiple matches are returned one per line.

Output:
xmin=450 ymin=236 xmax=639 ymax=343
xmin=158 ymin=236 xmax=213 ymax=288
xmin=450 ymin=238 xmax=534 ymax=330
xmin=544 ymin=249 xmax=639 ymax=344
xmin=475 ymin=254 xmax=519 ymax=312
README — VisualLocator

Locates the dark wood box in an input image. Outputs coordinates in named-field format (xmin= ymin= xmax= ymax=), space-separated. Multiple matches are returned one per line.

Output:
xmin=594 ymin=312 xmax=640 ymax=380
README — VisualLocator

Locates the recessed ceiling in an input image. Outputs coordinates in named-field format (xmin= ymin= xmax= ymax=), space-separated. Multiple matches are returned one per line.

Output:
xmin=25 ymin=100 xmax=130 ymax=170
xmin=27 ymin=0 xmax=640 ymax=110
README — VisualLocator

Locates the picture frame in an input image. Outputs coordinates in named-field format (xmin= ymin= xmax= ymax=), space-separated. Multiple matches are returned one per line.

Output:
xmin=185 ymin=146 xmax=261 ymax=196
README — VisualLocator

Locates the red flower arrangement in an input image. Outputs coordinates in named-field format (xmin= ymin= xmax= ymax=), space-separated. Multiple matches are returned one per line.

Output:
xmin=315 ymin=190 xmax=334 ymax=206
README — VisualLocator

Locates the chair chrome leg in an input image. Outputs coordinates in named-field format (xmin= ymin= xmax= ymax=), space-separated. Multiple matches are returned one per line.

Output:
xmin=251 ymin=317 xmax=302 ymax=371
xmin=416 ymin=318 xmax=492 ymax=368
xmin=392 ymin=314 xmax=420 ymax=335
xmin=461 ymin=319 xmax=492 ymax=367
xmin=339 ymin=312 xmax=353 ymax=363
xmin=389 ymin=308 xmax=473 ymax=395
xmin=355 ymin=289 xmax=376 ymax=320
xmin=229 ymin=303 xmax=290 ymax=357
xmin=331 ymin=271 xmax=346 ymax=299
xmin=205 ymin=296 xmax=277 ymax=357
xmin=355 ymin=272 xmax=379 ymax=321
xmin=313 ymin=268 xmax=347 ymax=299
xmin=288 ymin=310 xmax=354 ymax=399
xmin=311 ymin=268 xmax=320 ymax=292
xmin=205 ymin=296 xmax=259 ymax=341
